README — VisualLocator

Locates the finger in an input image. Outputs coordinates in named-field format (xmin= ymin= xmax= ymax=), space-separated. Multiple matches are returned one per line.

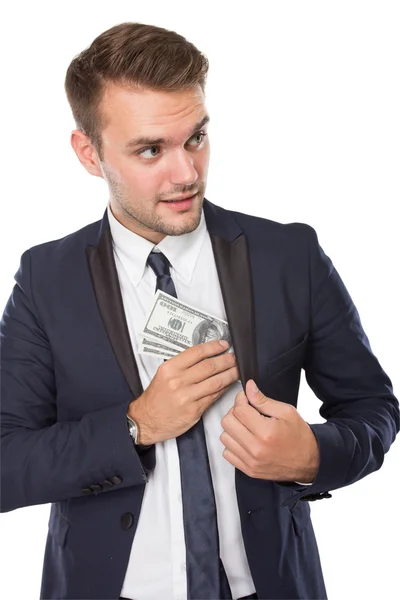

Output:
xmin=245 ymin=380 xmax=287 ymax=419
xmin=201 ymin=380 xmax=238 ymax=411
xmin=234 ymin=390 xmax=249 ymax=406
xmin=188 ymin=351 xmax=237 ymax=385
xmin=221 ymin=403 xmax=269 ymax=453
xmin=220 ymin=416 xmax=256 ymax=457
xmin=224 ymin=387 xmax=274 ymax=437
xmin=222 ymin=447 xmax=254 ymax=478
xmin=194 ymin=365 xmax=239 ymax=402
xmin=171 ymin=340 xmax=230 ymax=370
xmin=229 ymin=399 xmax=271 ymax=439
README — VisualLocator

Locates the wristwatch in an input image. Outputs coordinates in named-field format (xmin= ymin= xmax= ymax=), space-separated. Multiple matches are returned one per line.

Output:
xmin=126 ymin=415 xmax=141 ymax=445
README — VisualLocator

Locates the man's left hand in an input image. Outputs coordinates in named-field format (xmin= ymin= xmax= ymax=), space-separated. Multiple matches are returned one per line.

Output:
xmin=220 ymin=380 xmax=320 ymax=483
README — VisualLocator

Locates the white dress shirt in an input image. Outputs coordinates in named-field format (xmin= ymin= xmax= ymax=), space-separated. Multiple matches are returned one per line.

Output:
xmin=107 ymin=206 xmax=256 ymax=600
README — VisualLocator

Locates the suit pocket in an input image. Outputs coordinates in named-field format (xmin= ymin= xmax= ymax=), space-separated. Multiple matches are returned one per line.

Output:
xmin=267 ymin=333 xmax=309 ymax=380
xmin=48 ymin=502 xmax=70 ymax=547
xmin=246 ymin=498 xmax=311 ymax=538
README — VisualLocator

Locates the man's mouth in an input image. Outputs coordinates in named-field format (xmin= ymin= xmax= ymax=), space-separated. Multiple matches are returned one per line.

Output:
xmin=162 ymin=192 xmax=198 ymax=202
xmin=160 ymin=193 xmax=198 ymax=210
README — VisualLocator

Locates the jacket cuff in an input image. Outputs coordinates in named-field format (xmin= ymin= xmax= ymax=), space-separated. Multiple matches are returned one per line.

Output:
xmin=291 ymin=421 xmax=349 ymax=501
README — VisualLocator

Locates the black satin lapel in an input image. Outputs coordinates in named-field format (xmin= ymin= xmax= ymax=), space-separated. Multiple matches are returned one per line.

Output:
xmin=209 ymin=233 xmax=258 ymax=388
xmin=86 ymin=228 xmax=143 ymax=399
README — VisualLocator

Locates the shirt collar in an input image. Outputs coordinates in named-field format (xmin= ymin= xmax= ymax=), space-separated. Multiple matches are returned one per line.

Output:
xmin=107 ymin=204 xmax=207 ymax=287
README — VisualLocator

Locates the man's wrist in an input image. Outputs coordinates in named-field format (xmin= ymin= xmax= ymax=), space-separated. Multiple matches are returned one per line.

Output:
xmin=126 ymin=414 xmax=152 ymax=448
xmin=126 ymin=414 xmax=141 ymax=444
xmin=294 ymin=426 xmax=320 ymax=483
xmin=293 ymin=463 xmax=318 ymax=484
xmin=127 ymin=399 xmax=156 ymax=447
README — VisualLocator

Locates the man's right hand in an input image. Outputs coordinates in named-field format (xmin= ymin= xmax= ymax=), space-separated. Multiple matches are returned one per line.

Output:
xmin=127 ymin=340 xmax=239 ymax=445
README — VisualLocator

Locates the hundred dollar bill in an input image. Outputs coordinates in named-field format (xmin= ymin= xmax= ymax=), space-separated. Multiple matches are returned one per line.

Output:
xmin=140 ymin=290 xmax=232 ymax=351
xmin=139 ymin=346 xmax=176 ymax=360
xmin=138 ymin=336 xmax=180 ymax=356
xmin=139 ymin=331 xmax=183 ymax=353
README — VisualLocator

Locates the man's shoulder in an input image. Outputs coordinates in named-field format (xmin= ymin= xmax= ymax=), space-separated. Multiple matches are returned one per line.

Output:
xmin=208 ymin=200 xmax=318 ymax=247
xmin=27 ymin=216 xmax=104 ymax=262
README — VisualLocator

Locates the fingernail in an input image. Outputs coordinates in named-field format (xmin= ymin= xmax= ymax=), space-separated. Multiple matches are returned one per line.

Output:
xmin=250 ymin=380 xmax=258 ymax=393
xmin=219 ymin=340 xmax=229 ymax=349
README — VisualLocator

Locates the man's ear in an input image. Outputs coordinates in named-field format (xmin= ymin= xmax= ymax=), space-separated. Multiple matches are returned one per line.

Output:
xmin=70 ymin=129 xmax=103 ymax=178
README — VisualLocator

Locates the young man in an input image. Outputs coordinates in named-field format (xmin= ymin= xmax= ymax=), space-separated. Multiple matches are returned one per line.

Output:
xmin=1 ymin=22 xmax=398 ymax=600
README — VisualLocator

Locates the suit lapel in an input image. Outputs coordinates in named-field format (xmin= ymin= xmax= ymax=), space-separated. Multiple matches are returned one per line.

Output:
xmin=86 ymin=216 xmax=143 ymax=399
xmin=204 ymin=201 xmax=259 ymax=387
xmin=86 ymin=201 xmax=258 ymax=398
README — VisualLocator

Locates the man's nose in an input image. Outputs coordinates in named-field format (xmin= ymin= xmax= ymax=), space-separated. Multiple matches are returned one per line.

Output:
xmin=168 ymin=149 xmax=198 ymax=186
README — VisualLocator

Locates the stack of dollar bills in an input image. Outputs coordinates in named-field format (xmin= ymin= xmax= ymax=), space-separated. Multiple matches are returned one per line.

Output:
xmin=139 ymin=290 xmax=232 ymax=360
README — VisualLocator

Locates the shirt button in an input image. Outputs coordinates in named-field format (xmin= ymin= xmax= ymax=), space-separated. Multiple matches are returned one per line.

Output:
xmin=177 ymin=492 xmax=182 ymax=502
xmin=181 ymin=562 xmax=186 ymax=572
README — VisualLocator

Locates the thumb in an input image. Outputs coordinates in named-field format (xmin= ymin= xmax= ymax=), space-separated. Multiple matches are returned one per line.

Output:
xmin=245 ymin=380 xmax=283 ymax=418
xmin=234 ymin=390 xmax=249 ymax=407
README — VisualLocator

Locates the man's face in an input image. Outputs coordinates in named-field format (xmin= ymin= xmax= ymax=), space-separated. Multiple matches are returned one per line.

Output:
xmin=92 ymin=83 xmax=210 ymax=243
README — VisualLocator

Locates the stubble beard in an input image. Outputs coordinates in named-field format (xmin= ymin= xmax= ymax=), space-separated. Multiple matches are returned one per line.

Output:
xmin=106 ymin=170 xmax=205 ymax=237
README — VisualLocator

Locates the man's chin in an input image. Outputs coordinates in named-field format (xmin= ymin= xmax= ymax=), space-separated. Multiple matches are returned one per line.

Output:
xmin=156 ymin=196 xmax=203 ymax=235
xmin=159 ymin=213 xmax=202 ymax=237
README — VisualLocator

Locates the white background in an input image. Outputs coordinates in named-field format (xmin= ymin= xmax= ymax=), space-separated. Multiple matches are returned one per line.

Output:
xmin=0 ymin=1 xmax=399 ymax=599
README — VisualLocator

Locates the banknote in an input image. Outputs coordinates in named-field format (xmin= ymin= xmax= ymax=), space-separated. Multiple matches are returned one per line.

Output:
xmin=139 ymin=345 xmax=177 ymax=360
xmin=140 ymin=290 xmax=232 ymax=353
xmin=139 ymin=331 xmax=183 ymax=354
xmin=138 ymin=336 xmax=180 ymax=356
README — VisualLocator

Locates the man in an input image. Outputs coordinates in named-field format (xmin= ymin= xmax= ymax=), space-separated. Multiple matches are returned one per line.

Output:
xmin=0 ymin=21 xmax=398 ymax=600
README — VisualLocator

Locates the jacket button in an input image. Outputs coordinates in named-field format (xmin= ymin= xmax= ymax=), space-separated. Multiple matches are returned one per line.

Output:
xmin=110 ymin=475 xmax=123 ymax=485
xmin=102 ymin=479 xmax=114 ymax=489
xmin=121 ymin=512 xmax=134 ymax=530
xmin=90 ymin=484 xmax=103 ymax=492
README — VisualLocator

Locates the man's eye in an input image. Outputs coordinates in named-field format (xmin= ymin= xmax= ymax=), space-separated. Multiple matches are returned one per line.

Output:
xmin=187 ymin=131 xmax=207 ymax=146
xmin=138 ymin=131 xmax=207 ymax=159
xmin=139 ymin=146 xmax=160 ymax=159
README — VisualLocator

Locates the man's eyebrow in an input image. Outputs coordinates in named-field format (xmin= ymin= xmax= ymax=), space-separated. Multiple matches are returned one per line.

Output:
xmin=124 ymin=115 xmax=210 ymax=150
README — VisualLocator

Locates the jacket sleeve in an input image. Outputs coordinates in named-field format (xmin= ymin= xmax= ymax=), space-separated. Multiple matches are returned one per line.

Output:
xmin=0 ymin=250 xmax=152 ymax=513
xmin=294 ymin=226 xmax=399 ymax=501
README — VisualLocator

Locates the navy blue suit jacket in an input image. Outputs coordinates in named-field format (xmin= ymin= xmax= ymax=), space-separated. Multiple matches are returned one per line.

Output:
xmin=1 ymin=199 xmax=398 ymax=600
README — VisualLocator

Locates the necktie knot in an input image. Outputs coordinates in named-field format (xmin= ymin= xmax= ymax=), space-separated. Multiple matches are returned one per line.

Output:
xmin=147 ymin=250 xmax=171 ymax=279
xmin=147 ymin=250 xmax=177 ymax=298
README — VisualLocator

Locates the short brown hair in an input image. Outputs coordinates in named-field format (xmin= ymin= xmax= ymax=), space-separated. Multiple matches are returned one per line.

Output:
xmin=65 ymin=22 xmax=209 ymax=159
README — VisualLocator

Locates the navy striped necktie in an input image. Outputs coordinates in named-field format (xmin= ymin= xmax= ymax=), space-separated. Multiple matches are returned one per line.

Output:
xmin=147 ymin=250 xmax=232 ymax=599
